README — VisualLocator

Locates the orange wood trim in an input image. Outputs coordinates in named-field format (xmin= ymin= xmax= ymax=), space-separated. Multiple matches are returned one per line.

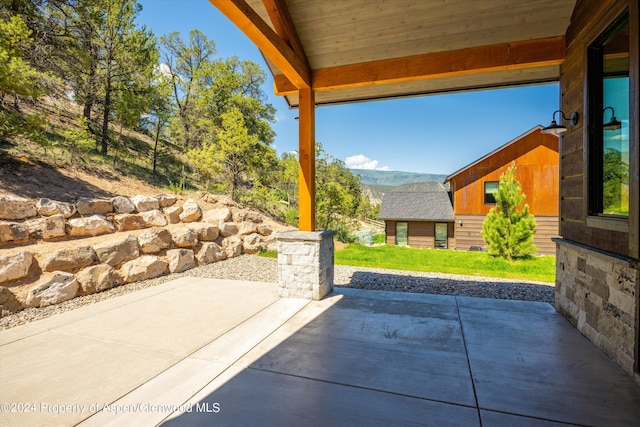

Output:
xmin=262 ymin=0 xmax=308 ymax=63
xmin=208 ymin=0 xmax=310 ymax=89
xmin=298 ymin=88 xmax=316 ymax=231
xmin=274 ymin=36 xmax=565 ymax=95
xmin=274 ymin=74 xmax=297 ymax=95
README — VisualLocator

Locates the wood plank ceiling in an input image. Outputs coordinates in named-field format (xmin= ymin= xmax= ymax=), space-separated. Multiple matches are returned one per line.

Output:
xmin=210 ymin=0 xmax=576 ymax=107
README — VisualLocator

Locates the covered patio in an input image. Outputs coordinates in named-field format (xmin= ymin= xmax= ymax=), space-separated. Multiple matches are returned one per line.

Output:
xmin=3 ymin=1 xmax=639 ymax=425
xmin=207 ymin=0 xmax=640 ymax=382
xmin=2 ymin=277 xmax=640 ymax=426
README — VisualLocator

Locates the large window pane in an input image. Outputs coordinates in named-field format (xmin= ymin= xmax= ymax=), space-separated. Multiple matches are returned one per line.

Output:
xmin=396 ymin=222 xmax=408 ymax=246
xmin=589 ymin=13 xmax=629 ymax=217
xmin=435 ymin=223 xmax=448 ymax=249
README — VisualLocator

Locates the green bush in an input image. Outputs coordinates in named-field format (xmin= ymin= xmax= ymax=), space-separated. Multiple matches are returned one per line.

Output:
xmin=334 ymin=223 xmax=357 ymax=244
xmin=373 ymin=233 xmax=386 ymax=244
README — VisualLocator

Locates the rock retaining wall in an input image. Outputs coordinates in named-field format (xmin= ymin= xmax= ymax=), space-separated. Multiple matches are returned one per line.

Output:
xmin=0 ymin=194 xmax=278 ymax=316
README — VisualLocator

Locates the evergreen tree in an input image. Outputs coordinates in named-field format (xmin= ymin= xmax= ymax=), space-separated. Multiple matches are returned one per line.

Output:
xmin=0 ymin=14 xmax=57 ymax=139
xmin=160 ymin=29 xmax=216 ymax=150
xmin=96 ymin=0 xmax=156 ymax=155
xmin=44 ymin=0 xmax=105 ymax=129
xmin=187 ymin=108 xmax=277 ymax=201
xmin=481 ymin=163 xmax=538 ymax=259
xmin=315 ymin=143 xmax=362 ymax=232
xmin=141 ymin=72 xmax=173 ymax=176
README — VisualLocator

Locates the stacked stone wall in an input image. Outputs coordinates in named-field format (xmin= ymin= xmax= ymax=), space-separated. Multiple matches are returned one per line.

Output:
xmin=0 ymin=194 xmax=279 ymax=316
xmin=555 ymin=238 xmax=639 ymax=376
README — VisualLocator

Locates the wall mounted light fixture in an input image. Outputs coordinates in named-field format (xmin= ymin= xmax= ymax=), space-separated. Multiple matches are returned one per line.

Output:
xmin=603 ymin=106 xmax=622 ymax=130
xmin=541 ymin=110 xmax=579 ymax=135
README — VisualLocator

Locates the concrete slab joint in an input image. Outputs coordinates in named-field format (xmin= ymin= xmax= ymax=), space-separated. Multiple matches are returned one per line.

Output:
xmin=276 ymin=230 xmax=336 ymax=300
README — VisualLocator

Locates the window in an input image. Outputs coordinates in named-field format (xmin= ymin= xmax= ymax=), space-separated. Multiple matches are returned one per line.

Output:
xmin=588 ymin=12 xmax=629 ymax=218
xmin=435 ymin=223 xmax=448 ymax=249
xmin=484 ymin=181 xmax=499 ymax=204
xmin=396 ymin=222 xmax=408 ymax=246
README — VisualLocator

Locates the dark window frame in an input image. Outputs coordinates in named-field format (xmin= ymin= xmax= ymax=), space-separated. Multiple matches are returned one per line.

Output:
xmin=434 ymin=223 xmax=448 ymax=249
xmin=395 ymin=221 xmax=408 ymax=246
xmin=587 ymin=11 xmax=630 ymax=219
xmin=484 ymin=181 xmax=498 ymax=205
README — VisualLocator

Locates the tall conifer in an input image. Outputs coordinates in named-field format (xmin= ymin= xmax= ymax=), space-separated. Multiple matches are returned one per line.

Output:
xmin=482 ymin=163 xmax=538 ymax=259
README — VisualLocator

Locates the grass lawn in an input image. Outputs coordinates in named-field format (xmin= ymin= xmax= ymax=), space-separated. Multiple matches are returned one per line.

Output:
xmin=261 ymin=244 xmax=556 ymax=283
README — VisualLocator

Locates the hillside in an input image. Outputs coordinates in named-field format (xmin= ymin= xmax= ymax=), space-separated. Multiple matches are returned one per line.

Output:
xmin=354 ymin=170 xmax=449 ymax=207
xmin=351 ymin=169 xmax=448 ymax=186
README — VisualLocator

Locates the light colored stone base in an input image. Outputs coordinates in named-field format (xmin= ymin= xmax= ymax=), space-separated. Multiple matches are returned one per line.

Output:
xmin=276 ymin=230 xmax=335 ymax=300
xmin=554 ymin=238 xmax=639 ymax=376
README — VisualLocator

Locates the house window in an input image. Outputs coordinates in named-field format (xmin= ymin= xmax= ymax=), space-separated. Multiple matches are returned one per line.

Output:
xmin=396 ymin=222 xmax=408 ymax=246
xmin=435 ymin=223 xmax=448 ymax=249
xmin=588 ymin=12 xmax=629 ymax=218
xmin=484 ymin=181 xmax=499 ymax=204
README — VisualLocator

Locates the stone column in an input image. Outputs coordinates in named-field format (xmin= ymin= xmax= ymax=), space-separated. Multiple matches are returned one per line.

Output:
xmin=276 ymin=230 xmax=335 ymax=300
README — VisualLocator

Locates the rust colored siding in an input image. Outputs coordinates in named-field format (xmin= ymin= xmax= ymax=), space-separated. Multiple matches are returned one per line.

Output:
xmin=449 ymin=130 xmax=559 ymax=216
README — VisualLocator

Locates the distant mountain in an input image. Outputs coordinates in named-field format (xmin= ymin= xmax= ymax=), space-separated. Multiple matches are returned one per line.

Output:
xmin=354 ymin=169 xmax=450 ymax=206
xmin=351 ymin=169 xmax=448 ymax=186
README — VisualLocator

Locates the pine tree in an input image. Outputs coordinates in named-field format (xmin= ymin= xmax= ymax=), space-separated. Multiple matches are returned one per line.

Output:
xmin=481 ymin=163 xmax=538 ymax=259
xmin=96 ymin=0 xmax=156 ymax=155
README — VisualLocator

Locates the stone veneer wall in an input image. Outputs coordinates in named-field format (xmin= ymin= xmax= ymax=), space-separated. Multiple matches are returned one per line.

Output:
xmin=555 ymin=238 xmax=639 ymax=377
xmin=276 ymin=230 xmax=335 ymax=300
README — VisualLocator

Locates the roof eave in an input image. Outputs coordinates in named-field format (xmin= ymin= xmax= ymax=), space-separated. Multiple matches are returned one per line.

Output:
xmin=444 ymin=125 xmax=557 ymax=182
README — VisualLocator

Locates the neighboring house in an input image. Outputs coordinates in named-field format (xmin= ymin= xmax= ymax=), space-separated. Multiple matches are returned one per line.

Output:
xmin=444 ymin=126 xmax=559 ymax=255
xmin=378 ymin=189 xmax=454 ymax=249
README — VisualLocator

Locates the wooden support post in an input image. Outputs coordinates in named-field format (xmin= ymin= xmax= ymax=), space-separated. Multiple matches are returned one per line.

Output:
xmin=298 ymin=87 xmax=316 ymax=231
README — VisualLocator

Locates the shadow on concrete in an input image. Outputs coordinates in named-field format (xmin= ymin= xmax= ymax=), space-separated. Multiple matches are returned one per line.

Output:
xmin=159 ymin=290 xmax=640 ymax=426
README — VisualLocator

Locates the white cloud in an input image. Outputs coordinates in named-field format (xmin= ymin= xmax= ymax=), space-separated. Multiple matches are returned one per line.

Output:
xmin=154 ymin=63 xmax=174 ymax=78
xmin=345 ymin=154 xmax=390 ymax=171
xmin=273 ymin=113 xmax=287 ymax=123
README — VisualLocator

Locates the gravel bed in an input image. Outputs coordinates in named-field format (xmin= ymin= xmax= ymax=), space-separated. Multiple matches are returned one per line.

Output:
xmin=0 ymin=255 xmax=554 ymax=330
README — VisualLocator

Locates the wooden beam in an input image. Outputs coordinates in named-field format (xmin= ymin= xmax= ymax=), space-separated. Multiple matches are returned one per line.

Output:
xmin=274 ymin=36 xmax=566 ymax=95
xmin=262 ymin=0 xmax=307 ymax=63
xmin=208 ymin=0 xmax=310 ymax=89
xmin=298 ymin=87 xmax=316 ymax=231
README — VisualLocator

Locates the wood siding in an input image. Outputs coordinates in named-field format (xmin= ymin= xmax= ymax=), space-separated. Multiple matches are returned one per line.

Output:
xmin=559 ymin=0 xmax=638 ymax=258
xmin=385 ymin=220 xmax=455 ymax=249
xmin=448 ymin=129 xmax=559 ymax=216
xmin=454 ymin=214 xmax=558 ymax=256
xmin=386 ymin=220 xmax=396 ymax=245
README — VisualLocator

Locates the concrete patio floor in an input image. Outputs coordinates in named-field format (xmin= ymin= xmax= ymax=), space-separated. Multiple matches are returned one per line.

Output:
xmin=1 ymin=277 xmax=640 ymax=426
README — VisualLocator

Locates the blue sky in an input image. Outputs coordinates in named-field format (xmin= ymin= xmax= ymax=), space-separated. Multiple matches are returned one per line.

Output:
xmin=138 ymin=0 xmax=560 ymax=175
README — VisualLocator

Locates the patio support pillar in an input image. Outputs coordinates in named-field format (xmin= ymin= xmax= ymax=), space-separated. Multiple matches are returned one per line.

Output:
xmin=276 ymin=87 xmax=334 ymax=300
xmin=298 ymin=87 xmax=316 ymax=231
xmin=276 ymin=230 xmax=335 ymax=300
